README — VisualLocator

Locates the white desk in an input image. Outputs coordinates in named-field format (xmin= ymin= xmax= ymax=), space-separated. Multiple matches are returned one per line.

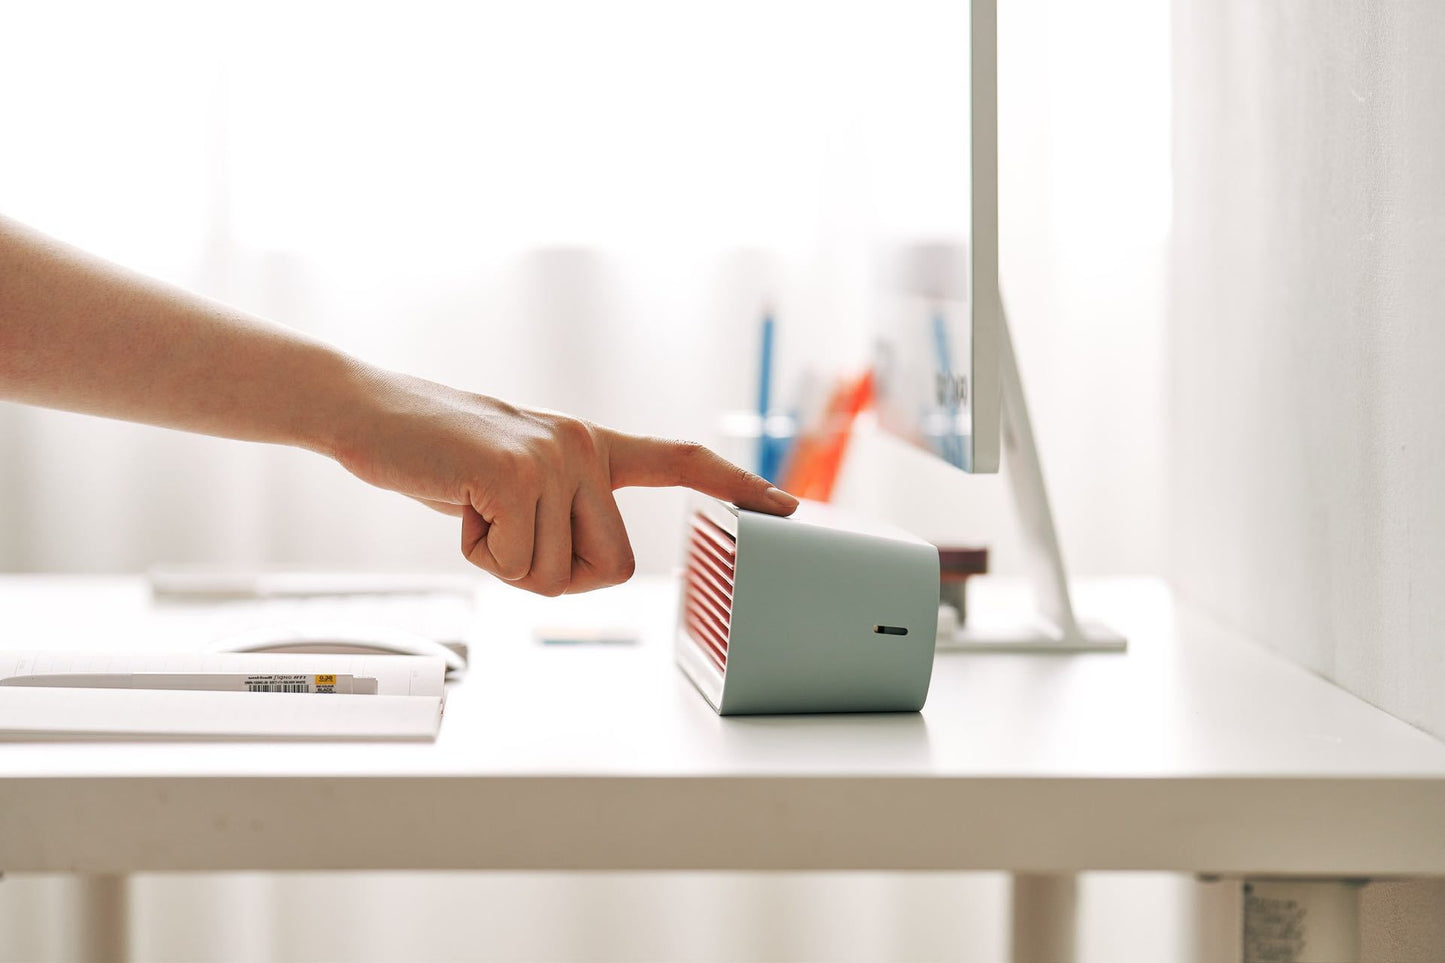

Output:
xmin=1 ymin=576 xmax=1443 ymax=961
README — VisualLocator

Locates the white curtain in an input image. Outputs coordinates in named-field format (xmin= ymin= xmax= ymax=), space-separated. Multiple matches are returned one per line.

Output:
xmin=0 ymin=0 xmax=980 ymax=575
xmin=0 ymin=0 xmax=1168 ymax=579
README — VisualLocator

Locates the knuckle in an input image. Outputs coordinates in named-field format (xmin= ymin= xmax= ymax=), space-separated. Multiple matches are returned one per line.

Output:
xmin=504 ymin=450 xmax=542 ymax=489
xmin=460 ymin=530 xmax=482 ymax=559
xmin=555 ymin=415 xmax=595 ymax=451
xmin=499 ymin=562 xmax=531 ymax=582
xmin=590 ymin=545 xmax=635 ymax=587
xmin=534 ymin=575 xmax=570 ymax=598
xmin=461 ymin=542 xmax=525 ymax=583
xmin=526 ymin=431 xmax=567 ymax=472
xmin=735 ymin=463 xmax=765 ymax=489
xmin=674 ymin=439 xmax=710 ymax=466
xmin=490 ymin=446 xmax=522 ymax=477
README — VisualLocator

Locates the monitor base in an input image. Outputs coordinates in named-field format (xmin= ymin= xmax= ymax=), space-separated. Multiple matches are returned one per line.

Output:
xmin=936 ymin=605 xmax=1127 ymax=654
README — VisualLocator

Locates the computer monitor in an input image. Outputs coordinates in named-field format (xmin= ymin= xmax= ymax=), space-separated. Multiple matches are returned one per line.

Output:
xmin=870 ymin=0 xmax=1125 ymax=653
xmin=872 ymin=0 xmax=1000 ymax=475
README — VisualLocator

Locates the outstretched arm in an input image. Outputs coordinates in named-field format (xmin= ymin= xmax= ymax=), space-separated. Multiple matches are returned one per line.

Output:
xmin=0 ymin=215 xmax=797 ymax=594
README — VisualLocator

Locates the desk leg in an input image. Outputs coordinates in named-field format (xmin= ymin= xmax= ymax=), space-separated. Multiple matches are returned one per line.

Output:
xmin=1189 ymin=876 xmax=1243 ymax=963
xmin=1009 ymin=873 xmax=1076 ymax=963
xmin=73 ymin=874 xmax=129 ymax=963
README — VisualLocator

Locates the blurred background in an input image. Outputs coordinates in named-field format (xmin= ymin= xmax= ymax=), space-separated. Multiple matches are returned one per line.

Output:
xmin=0 ymin=0 xmax=1168 ymax=580
xmin=0 ymin=0 xmax=1172 ymax=958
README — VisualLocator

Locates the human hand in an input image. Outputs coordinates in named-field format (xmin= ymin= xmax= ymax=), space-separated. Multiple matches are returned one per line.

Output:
xmin=329 ymin=369 xmax=799 ymax=596
xmin=0 ymin=216 xmax=796 ymax=573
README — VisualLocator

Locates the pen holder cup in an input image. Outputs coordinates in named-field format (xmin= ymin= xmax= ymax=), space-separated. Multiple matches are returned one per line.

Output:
xmin=718 ymin=411 xmax=798 ymax=485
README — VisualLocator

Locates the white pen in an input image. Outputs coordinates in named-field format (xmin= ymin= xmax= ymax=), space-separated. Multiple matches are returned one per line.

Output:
xmin=0 ymin=672 xmax=379 ymax=695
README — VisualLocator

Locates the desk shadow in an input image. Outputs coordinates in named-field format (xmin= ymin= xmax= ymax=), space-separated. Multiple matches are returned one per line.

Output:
xmin=711 ymin=711 xmax=934 ymax=771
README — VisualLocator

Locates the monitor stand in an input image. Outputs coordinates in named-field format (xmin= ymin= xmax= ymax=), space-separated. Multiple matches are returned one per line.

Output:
xmin=936 ymin=300 xmax=1127 ymax=653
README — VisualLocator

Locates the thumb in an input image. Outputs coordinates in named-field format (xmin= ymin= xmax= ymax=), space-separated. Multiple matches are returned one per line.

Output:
xmin=604 ymin=431 xmax=799 ymax=516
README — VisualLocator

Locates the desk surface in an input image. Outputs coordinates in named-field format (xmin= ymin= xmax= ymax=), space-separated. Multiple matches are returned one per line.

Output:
xmin=1 ymin=575 xmax=1443 ymax=875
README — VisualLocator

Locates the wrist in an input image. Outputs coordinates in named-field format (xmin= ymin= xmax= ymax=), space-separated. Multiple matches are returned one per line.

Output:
xmin=294 ymin=347 xmax=391 ymax=461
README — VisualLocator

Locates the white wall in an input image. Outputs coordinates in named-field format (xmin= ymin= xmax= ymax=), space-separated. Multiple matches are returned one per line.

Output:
xmin=1170 ymin=4 xmax=1445 ymax=953
xmin=1169 ymin=0 xmax=1445 ymax=740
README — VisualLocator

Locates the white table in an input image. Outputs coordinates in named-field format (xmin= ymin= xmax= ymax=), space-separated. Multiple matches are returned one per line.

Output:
xmin=1 ymin=576 xmax=1443 ymax=962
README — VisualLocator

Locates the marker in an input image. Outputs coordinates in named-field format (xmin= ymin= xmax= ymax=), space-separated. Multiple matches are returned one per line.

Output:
xmin=757 ymin=312 xmax=776 ymax=481
xmin=0 ymin=673 xmax=380 ymax=695
xmin=930 ymin=310 xmax=966 ymax=468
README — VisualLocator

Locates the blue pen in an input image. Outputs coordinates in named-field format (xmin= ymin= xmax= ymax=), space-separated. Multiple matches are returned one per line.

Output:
xmin=757 ymin=313 xmax=776 ymax=481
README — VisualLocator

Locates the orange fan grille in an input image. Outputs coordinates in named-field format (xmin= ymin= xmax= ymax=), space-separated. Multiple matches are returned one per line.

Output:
xmin=683 ymin=512 xmax=735 ymax=671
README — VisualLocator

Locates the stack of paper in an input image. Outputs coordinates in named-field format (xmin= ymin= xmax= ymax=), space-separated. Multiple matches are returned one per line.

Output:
xmin=0 ymin=651 xmax=447 ymax=741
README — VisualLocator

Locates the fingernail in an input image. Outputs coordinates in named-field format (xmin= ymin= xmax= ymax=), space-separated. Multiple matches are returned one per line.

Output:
xmin=765 ymin=486 xmax=798 ymax=507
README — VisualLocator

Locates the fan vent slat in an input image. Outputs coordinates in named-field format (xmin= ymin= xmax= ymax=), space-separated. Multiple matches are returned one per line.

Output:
xmin=684 ymin=511 xmax=736 ymax=671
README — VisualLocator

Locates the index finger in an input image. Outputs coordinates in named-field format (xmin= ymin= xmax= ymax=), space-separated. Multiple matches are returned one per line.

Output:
xmin=604 ymin=431 xmax=800 ymax=516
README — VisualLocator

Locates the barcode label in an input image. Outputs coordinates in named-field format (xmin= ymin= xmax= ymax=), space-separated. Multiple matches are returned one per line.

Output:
xmin=240 ymin=673 xmax=342 ymax=694
xmin=246 ymin=681 xmax=311 ymax=693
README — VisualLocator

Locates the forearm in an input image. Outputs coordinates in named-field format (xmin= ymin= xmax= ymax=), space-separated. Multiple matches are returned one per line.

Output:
xmin=0 ymin=214 xmax=797 ymax=597
xmin=0 ymin=214 xmax=367 ymax=456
